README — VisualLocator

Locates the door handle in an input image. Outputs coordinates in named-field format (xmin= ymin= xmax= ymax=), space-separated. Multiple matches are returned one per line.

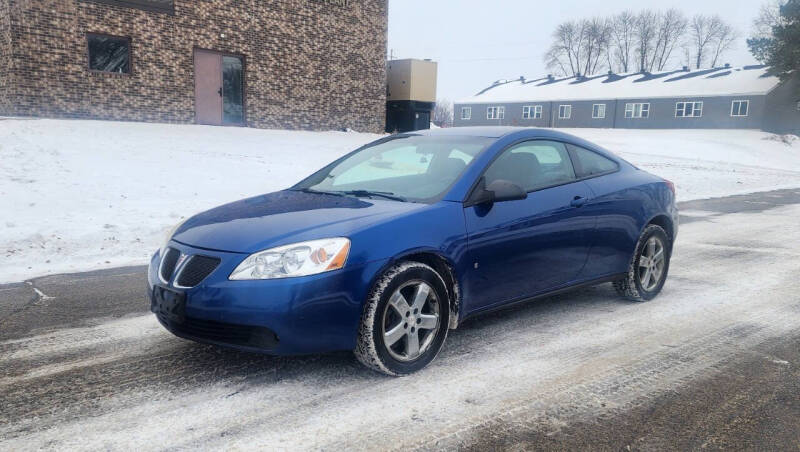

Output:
xmin=217 ymin=87 xmax=223 ymax=97
xmin=570 ymin=196 xmax=588 ymax=208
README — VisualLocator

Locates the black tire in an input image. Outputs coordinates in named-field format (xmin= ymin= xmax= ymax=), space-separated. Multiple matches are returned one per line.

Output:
xmin=354 ymin=262 xmax=450 ymax=376
xmin=614 ymin=224 xmax=671 ymax=302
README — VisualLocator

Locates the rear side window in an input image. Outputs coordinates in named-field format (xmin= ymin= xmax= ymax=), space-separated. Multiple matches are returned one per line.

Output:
xmin=568 ymin=145 xmax=619 ymax=178
xmin=484 ymin=140 xmax=576 ymax=192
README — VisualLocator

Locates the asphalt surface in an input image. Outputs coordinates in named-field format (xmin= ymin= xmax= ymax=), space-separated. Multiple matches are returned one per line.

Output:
xmin=1 ymin=188 xmax=800 ymax=451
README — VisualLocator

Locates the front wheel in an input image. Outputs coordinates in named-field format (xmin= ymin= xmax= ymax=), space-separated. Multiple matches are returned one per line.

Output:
xmin=355 ymin=262 xmax=450 ymax=376
xmin=614 ymin=224 xmax=671 ymax=302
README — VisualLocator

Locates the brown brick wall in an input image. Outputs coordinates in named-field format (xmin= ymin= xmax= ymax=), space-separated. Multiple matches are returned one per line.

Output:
xmin=0 ymin=0 xmax=13 ymax=113
xmin=0 ymin=0 xmax=388 ymax=132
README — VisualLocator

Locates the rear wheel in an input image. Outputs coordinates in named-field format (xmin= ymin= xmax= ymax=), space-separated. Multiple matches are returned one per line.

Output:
xmin=355 ymin=262 xmax=450 ymax=376
xmin=614 ymin=224 xmax=671 ymax=302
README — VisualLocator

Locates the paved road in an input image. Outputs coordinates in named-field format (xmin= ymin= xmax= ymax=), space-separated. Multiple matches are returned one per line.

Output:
xmin=1 ymin=188 xmax=800 ymax=450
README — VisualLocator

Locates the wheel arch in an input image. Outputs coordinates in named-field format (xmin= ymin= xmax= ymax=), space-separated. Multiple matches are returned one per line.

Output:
xmin=645 ymin=214 xmax=675 ymax=250
xmin=371 ymin=249 xmax=462 ymax=330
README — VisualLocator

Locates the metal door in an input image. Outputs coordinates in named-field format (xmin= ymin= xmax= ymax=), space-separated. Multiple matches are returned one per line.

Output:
xmin=194 ymin=49 xmax=223 ymax=125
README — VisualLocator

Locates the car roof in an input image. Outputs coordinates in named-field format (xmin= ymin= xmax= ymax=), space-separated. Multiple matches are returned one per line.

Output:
xmin=410 ymin=127 xmax=520 ymax=138
xmin=409 ymin=126 xmax=584 ymax=142
xmin=404 ymin=126 xmax=630 ymax=168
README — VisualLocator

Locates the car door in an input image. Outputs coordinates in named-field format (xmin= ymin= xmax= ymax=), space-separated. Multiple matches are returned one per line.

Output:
xmin=565 ymin=143 xmax=634 ymax=278
xmin=462 ymin=140 xmax=597 ymax=313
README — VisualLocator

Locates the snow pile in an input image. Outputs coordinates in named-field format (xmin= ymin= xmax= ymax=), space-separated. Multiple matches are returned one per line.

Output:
xmin=0 ymin=119 xmax=379 ymax=283
xmin=1 ymin=119 xmax=799 ymax=283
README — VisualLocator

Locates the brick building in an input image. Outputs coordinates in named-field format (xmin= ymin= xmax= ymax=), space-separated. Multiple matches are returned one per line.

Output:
xmin=0 ymin=0 xmax=388 ymax=132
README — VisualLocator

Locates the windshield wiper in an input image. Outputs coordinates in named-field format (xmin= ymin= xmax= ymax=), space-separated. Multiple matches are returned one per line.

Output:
xmin=294 ymin=188 xmax=345 ymax=197
xmin=340 ymin=190 xmax=407 ymax=202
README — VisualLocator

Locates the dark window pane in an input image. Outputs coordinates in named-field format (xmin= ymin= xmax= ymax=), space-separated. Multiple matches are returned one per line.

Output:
xmin=569 ymin=145 xmax=619 ymax=178
xmin=88 ymin=35 xmax=130 ymax=74
xmin=223 ymin=56 xmax=244 ymax=124
xmin=87 ymin=0 xmax=174 ymax=13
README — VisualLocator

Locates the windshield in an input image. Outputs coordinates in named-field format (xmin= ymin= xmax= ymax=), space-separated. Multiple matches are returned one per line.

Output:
xmin=293 ymin=135 xmax=492 ymax=203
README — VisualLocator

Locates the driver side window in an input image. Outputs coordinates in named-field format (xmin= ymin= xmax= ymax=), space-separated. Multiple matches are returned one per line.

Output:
xmin=483 ymin=141 xmax=576 ymax=192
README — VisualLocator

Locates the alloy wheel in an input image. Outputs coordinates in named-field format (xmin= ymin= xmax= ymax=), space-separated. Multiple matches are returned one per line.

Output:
xmin=638 ymin=236 xmax=666 ymax=291
xmin=381 ymin=280 xmax=441 ymax=362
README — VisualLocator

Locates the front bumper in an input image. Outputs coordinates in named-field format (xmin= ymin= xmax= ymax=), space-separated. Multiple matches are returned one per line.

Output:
xmin=148 ymin=241 xmax=387 ymax=355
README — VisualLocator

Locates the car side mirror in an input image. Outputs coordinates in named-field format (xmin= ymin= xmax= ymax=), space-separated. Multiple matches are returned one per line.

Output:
xmin=487 ymin=179 xmax=527 ymax=203
xmin=465 ymin=178 xmax=527 ymax=207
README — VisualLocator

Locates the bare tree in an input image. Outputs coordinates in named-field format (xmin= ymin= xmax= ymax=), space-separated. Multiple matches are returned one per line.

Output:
xmin=752 ymin=0 xmax=787 ymax=38
xmin=709 ymin=23 xmax=739 ymax=67
xmin=689 ymin=14 xmax=723 ymax=69
xmin=544 ymin=8 xmax=738 ymax=74
xmin=634 ymin=10 xmax=658 ymax=72
xmin=651 ymin=9 xmax=688 ymax=71
xmin=610 ymin=10 xmax=636 ymax=73
xmin=545 ymin=20 xmax=586 ymax=76
xmin=545 ymin=18 xmax=612 ymax=77
xmin=433 ymin=100 xmax=453 ymax=128
xmin=687 ymin=14 xmax=740 ymax=69
xmin=581 ymin=17 xmax=612 ymax=75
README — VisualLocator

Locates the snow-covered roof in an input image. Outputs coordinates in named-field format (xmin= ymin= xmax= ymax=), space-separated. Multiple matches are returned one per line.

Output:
xmin=458 ymin=66 xmax=781 ymax=104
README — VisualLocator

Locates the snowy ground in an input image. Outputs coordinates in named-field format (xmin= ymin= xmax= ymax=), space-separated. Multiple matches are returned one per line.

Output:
xmin=2 ymin=118 xmax=799 ymax=283
xmin=2 ymin=195 xmax=799 ymax=450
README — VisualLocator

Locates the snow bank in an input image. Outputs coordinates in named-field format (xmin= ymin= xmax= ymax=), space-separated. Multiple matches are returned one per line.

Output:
xmin=1 ymin=119 xmax=799 ymax=283
xmin=0 ymin=119 xmax=379 ymax=283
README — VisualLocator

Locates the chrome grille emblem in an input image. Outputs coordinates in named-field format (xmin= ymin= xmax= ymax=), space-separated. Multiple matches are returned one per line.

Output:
xmin=175 ymin=253 xmax=189 ymax=271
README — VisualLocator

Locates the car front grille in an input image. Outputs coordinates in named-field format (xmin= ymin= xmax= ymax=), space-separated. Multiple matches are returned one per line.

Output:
xmin=176 ymin=256 xmax=221 ymax=288
xmin=160 ymin=247 xmax=181 ymax=282
xmin=157 ymin=314 xmax=279 ymax=350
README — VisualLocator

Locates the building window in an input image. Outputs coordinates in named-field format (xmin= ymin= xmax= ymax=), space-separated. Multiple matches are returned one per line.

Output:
xmin=461 ymin=107 xmax=472 ymax=120
xmin=522 ymin=105 xmax=542 ymax=119
xmin=625 ymin=103 xmax=650 ymax=119
xmin=731 ymin=100 xmax=749 ymax=117
xmin=676 ymin=101 xmax=703 ymax=118
xmin=558 ymin=105 xmax=572 ymax=119
xmin=796 ymin=100 xmax=800 ymax=111
xmin=592 ymin=104 xmax=606 ymax=119
xmin=87 ymin=34 xmax=131 ymax=74
xmin=487 ymin=106 xmax=505 ymax=120
xmin=84 ymin=0 xmax=175 ymax=14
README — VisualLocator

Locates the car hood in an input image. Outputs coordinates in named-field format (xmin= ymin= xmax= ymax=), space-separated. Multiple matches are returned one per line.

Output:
xmin=172 ymin=190 xmax=425 ymax=253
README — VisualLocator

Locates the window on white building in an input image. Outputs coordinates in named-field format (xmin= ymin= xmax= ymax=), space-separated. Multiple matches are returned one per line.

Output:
xmin=730 ymin=100 xmax=749 ymax=117
xmin=558 ymin=105 xmax=572 ymax=119
xmin=592 ymin=104 xmax=606 ymax=119
xmin=625 ymin=103 xmax=650 ymax=118
xmin=676 ymin=101 xmax=703 ymax=118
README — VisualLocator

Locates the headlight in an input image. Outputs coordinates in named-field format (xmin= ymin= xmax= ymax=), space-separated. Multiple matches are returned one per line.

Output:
xmin=229 ymin=238 xmax=351 ymax=280
xmin=160 ymin=218 xmax=187 ymax=256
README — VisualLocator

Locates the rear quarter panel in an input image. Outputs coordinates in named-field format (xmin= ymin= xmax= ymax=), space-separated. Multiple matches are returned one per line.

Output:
xmin=580 ymin=168 xmax=676 ymax=277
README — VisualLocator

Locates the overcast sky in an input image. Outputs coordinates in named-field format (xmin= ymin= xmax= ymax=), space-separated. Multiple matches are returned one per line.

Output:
xmin=388 ymin=0 xmax=763 ymax=102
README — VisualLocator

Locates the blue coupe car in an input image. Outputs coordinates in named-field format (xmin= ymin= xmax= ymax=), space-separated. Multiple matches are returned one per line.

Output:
xmin=149 ymin=127 xmax=678 ymax=375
